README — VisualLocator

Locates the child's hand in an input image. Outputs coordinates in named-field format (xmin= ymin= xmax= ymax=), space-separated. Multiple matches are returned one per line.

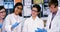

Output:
xmin=0 ymin=24 xmax=2 ymax=28
xmin=11 ymin=22 xmax=19 ymax=29
xmin=35 ymin=28 xmax=47 ymax=32
xmin=35 ymin=28 xmax=42 ymax=32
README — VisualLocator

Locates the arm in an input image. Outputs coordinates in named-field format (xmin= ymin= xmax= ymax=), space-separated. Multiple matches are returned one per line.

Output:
xmin=4 ymin=15 xmax=12 ymax=32
xmin=22 ymin=19 xmax=28 ymax=32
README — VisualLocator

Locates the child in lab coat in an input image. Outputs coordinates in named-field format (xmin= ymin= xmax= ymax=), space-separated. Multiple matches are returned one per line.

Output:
xmin=4 ymin=2 xmax=24 ymax=32
xmin=0 ymin=6 xmax=6 ymax=32
xmin=22 ymin=4 xmax=44 ymax=32
xmin=46 ymin=0 xmax=60 ymax=32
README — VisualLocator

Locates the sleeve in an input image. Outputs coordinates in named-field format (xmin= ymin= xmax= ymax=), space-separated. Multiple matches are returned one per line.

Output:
xmin=4 ymin=15 xmax=12 ymax=32
xmin=2 ymin=20 xmax=6 ymax=32
xmin=35 ymin=19 xmax=46 ymax=32
xmin=22 ymin=19 xmax=28 ymax=32
xmin=45 ymin=15 xmax=50 ymax=30
xmin=39 ymin=19 xmax=44 ymax=29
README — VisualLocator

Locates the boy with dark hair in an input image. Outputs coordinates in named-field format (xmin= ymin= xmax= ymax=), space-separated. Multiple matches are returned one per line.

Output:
xmin=46 ymin=0 xmax=60 ymax=32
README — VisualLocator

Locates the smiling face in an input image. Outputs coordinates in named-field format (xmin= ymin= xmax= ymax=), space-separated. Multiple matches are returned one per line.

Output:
xmin=14 ymin=5 xmax=22 ymax=15
xmin=31 ymin=7 xmax=39 ymax=17
xmin=0 ymin=9 xmax=6 ymax=19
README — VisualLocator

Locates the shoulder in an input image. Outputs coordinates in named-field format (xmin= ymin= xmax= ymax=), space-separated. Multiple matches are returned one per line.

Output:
xmin=38 ymin=18 xmax=43 ymax=23
xmin=5 ymin=13 xmax=13 ymax=20
xmin=24 ymin=17 xmax=31 ymax=23
xmin=19 ymin=16 xmax=26 ymax=22
xmin=6 ymin=13 xmax=13 ymax=17
xmin=37 ymin=17 xmax=43 ymax=22
xmin=25 ymin=18 xmax=30 ymax=22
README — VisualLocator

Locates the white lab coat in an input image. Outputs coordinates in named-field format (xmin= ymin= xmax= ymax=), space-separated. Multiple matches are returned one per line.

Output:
xmin=4 ymin=13 xmax=24 ymax=32
xmin=2 ymin=20 xmax=6 ymax=32
xmin=0 ymin=19 xmax=6 ymax=32
xmin=22 ymin=16 xmax=44 ymax=32
xmin=46 ymin=9 xmax=60 ymax=32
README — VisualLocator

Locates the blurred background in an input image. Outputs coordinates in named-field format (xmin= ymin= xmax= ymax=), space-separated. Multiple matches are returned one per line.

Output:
xmin=0 ymin=0 xmax=50 ymax=17
xmin=0 ymin=0 xmax=60 ymax=27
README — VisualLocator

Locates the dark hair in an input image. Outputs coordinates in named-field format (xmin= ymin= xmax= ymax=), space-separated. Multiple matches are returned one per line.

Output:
xmin=13 ymin=2 xmax=23 ymax=16
xmin=32 ymin=4 xmax=41 ymax=18
xmin=32 ymin=4 xmax=41 ymax=12
xmin=49 ymin=0 xmax=58 ymax=7
xmin=13 ymin=2 xmax=23 ymax=12
xmin=0 ymin=6 xmax=5 ymax=10
xmin=0 ymin=6 xmax=6 ymax=19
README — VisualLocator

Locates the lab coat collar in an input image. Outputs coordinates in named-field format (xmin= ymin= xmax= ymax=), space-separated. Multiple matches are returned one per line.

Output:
xmin=51 ymin=8 xmax=60 ymax=16
xmin=30 ymin=16 xmax=39 ymax=21
xmin=50 ymin=9 xmax=60 ymax=22
xmin=12 ymin=13 xmax=19 ymax=17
